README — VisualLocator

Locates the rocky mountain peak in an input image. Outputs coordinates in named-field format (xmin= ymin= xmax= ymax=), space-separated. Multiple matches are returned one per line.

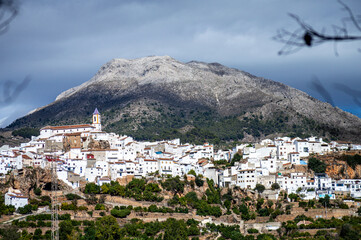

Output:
xmin=9 ymin=56 xmax=361 ymax=143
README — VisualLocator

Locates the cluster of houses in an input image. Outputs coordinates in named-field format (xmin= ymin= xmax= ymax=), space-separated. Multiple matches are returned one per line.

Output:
xmin=1 ymin=109 xmax=361 ymax=209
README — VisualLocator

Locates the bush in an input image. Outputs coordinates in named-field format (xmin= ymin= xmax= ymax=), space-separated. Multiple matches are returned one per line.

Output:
xmin=271 ymin=183 xmax=280 ymax=190
xmin=18 ymin=204 xmax=32 ymax=214
xmin=308 ymin=157 xmax=326 ymax=173
xmin=95 ymin=204 xmax=106 ymax=210
xmin=161 ymin=176 xmax=184 ymax=193
xmin=247 ymin=228 xmax=259 ymax=234
xmin=78 ymin=206 xmax=88 ymax=211
xmin=110 ymin=208 xmax=131 ymax=218
xmin=84 ymin=183 xmax=100 ymax=194
xmin=195 ymin=176 xmax=204 ymax=187
xmin=254 ymin=184 xmax=265 ymax=193
xmin=61 ymin=203 xmax=77 ymax=211
xmin=299 ymin=201 xmax=307 ymax=208
xmin=34 ymin=188 xmax=42 ymax=196
xmin=65 ymin=193 xmax=82 ymax=200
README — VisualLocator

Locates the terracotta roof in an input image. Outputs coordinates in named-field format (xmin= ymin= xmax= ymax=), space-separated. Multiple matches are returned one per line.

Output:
xmin=64 ymin=132 xmax=82 ymax=136
xmin=239 ymin=169 xmax=255 ymax=172
xmin=41 ymin=124 xmax=94 ymax=130
xmin=158 ymin=157 xmax=174 ymax=160
xmin=8 ymin=194 xmax=27 ymax=198
xmin=144 ymin=159 xmax=157 ymax=162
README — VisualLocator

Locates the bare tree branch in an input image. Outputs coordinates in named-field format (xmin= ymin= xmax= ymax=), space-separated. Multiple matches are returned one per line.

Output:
xmin=0 ymin=0 xmax=18 ymax=35
xmin=333 ymin=83 xmax=361 ymax=107
xmin=0 ymin=76 xmax=31 ymax=105
xmin=310 ymin=77 xmax=335 ymax=107
xmin=274 ymin=0 xmax=361 ymax=55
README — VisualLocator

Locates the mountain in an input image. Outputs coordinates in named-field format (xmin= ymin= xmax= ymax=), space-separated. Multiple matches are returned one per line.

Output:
xmin=8 ymin=56 xmax=361 ymax=144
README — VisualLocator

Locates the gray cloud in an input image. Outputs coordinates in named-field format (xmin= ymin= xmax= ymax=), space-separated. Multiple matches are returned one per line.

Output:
xmin=0 ymin=0 xmax=360 ymax=127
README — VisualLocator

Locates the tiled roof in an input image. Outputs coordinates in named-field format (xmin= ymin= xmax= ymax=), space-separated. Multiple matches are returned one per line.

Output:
xmin=41 ymin=124 xmax=94 ymax=130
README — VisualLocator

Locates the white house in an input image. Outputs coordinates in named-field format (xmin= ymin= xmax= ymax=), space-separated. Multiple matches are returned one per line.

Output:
xmin=5 ymin=188 xmax=28 ymax=209
xmin=237 ymin=169 xmax=256 ymax=189
xmin=288 ymin=152 xmax=301 ymax=165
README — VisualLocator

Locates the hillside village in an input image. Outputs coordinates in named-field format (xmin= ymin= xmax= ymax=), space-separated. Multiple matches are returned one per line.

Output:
xmin=1 ymin=109 xmax=361 ymax=207
xmin=0 ymin=109 xmax=361 ymax=239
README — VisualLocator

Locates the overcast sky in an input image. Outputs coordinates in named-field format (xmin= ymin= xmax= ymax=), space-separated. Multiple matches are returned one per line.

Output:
xmin=0 ymin=0 xmax=360 ymax=127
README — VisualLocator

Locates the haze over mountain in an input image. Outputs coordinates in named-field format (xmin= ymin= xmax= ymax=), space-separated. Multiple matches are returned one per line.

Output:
xmin=8 ymin=56 xmax=361 ymax=143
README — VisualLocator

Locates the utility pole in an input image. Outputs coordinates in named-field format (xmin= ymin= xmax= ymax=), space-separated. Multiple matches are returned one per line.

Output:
xmin=50 ymin=147 xmax=59 ymax=240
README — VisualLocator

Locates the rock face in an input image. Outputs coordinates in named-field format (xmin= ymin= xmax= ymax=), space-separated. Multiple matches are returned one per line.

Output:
xmin=5 ymin=167 xmax=71 ymax=197
xmin=8 ymin=56 xmax=361 ymax=142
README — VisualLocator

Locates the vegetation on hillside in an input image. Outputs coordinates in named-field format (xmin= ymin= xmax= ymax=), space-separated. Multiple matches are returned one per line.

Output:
xmin=308 ymin=157 xmax=327 ymax=173
xmin=342 ymin=154 xmax=361 ymax=170
xmin=84 ymin=179 xmax=164 ymax=202
xmin=103 ymin=105 xmax=339 ymax=145
xmin=12 ymin=127 xmax=39 ymax=139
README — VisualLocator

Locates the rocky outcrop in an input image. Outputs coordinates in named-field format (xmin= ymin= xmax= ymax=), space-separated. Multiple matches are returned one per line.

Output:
xmin=315 ymin=152 xmax=361 ymax=179
xmin=5 ymin=167 xmax=71 ymax=197
xmin=87 ymin=138 xmax=110 ymax=150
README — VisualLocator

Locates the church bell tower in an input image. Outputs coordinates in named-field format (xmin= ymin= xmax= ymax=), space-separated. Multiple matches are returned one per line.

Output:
xmin=92 ymin=108 xmax=101 ymax=131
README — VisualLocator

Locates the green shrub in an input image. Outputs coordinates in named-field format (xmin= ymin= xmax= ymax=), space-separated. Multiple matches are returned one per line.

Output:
xmin=247 ymin=228 xmax=259 ymax=234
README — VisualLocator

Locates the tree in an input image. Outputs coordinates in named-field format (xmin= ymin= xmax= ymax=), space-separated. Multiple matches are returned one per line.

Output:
xmin=95 ymin=216 xmax=121 ymax=240
xmin=288 ymin=193 xmax=300 ymax=202
xmin=0 ymin=225 xmax=20 ymax=240
xmin=254 ymin=184 xmax=266 ymax=193
xmin=17 ymin=204 xmax=32 ymax=214
xmin=195 ymin=176 xmax=204 ymax=187
xmin=274 ymin=0 xmax=361 ymax=55
xmin=188 ymin=169 xmax=196 ymax=176
xmin=339 ymin=223 xmax=360 ymax=240
xmin=230 ymin=152 xmax=242 ymax=166
xmin=357 ymin=206 xmax=361 ymax=216
xmin=319 ymin=195 xmax=331 ymax=208
xmin=34 ymin=187 xmax=42 ymax=196
xmin=84 ymin=183 xmax=100 ymax=194
xmin=163 ymin=218 xmax=188 ymax=240
xmin=308 ymin=157 xmax=326 ymax=173
xmin=59 ymin=220 xmax=74 ymax=240
xmin=271 ymin=183 xmax=280 ymax=190
xmin=161 ymin=176 xmax=184 ymax=193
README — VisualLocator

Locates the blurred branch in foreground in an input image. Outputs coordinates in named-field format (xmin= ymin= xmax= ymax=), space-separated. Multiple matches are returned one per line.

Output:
xmin=0 ymin=76 xmax=30 ymax=105
xmin=310 ymin=77 xmax=361 ymax=111
xmin=310 ymin=77 xmax=335 ymax=107
xmin=0 ymin=0 xmax=19 ymax=35
xmin=334 ymin=83 xmax=361 ymax=107
xmin=274 ymin=0 xmax=361 ymax=55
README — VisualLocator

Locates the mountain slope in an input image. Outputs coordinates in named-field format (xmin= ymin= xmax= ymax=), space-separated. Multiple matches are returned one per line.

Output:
xmin=8 ymin=56 xmax=361 ymax=143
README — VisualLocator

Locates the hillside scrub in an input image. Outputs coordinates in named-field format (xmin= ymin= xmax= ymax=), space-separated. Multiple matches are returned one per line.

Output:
xmin=308 ymin=157 xmax=327 ymax=173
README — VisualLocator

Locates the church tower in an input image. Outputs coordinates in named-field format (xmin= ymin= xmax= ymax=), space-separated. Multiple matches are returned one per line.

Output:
xmin=92 ymin=108 xmax=101 ymax=131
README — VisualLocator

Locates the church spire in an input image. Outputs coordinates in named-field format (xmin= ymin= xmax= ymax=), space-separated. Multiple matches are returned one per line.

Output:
xmin=92 ymin=108 xmax=101 ymax=131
